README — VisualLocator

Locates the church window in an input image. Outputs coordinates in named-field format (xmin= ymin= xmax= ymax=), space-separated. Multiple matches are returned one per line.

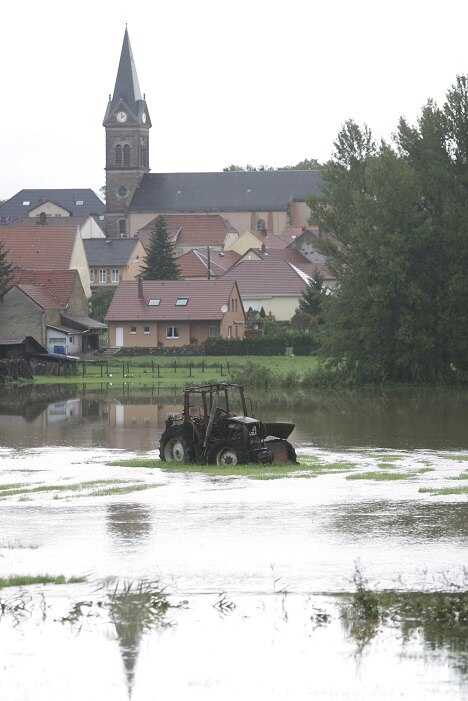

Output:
xmin=123 ymin=144 xmax=130 ymax=167
xmin=118 ymin=219 xmax=126 ymax=238
xmin=115 ymin=144 xmax=122 ymax=166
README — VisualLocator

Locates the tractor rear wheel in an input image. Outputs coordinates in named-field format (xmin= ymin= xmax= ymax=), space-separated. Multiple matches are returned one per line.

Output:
xmin=160 ymin=429 xmax=194 ymax=463
xmin=208 ymin=444 xmax=250 ymax=466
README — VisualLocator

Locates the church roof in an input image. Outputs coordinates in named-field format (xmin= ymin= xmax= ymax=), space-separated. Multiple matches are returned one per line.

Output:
xmin=129 ymin=170 xmax=322 ymax=213
xmin=0 ymin=189 xmax=104 ymax=224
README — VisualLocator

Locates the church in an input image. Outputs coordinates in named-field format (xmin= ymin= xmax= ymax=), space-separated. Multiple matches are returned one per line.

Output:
xmin=103 ymin=29 xmax=322 ymax=240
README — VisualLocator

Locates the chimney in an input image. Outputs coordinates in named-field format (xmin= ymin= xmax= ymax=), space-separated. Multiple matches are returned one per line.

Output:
xmin=137 ymin=276 xmax=144 ymax=299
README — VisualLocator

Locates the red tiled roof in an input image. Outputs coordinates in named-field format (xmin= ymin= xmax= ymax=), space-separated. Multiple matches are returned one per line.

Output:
xmin=17 ymin=284 xmax=62 ymax=309
xmin=177 ymin=249 xmax=240 ymax=278
xmin=247 ymin=231 xmax=289 ymax=249
xmin=0 ymin=218 xmax=79 ymax=271
xmin=10 ymin=270 xmax=78 ymax=307
xmin=219 ymin=259 xmax=329 ymax=295
xmin=137 ymin=214 xmax=237 ymax=250
xmin=105 ymin=279 xmax=243 ymax=322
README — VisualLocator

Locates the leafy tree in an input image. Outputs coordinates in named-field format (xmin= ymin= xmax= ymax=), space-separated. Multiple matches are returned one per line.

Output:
xmin=308 ymin=79 xmax=468 ymax=383
xmin=141 ymin=215 xmax=179 ymax=280
xmin=223 ymin=158 xmax=321 ymax=172
xmin=0 ymin=240 xmax=15 ymax=297
xmin=89 ymin=286 xmax=116 ymax=322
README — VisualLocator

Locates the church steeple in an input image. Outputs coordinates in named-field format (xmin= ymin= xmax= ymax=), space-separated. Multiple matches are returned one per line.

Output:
xmin=104 ymin=28 xmax=151 ymax=238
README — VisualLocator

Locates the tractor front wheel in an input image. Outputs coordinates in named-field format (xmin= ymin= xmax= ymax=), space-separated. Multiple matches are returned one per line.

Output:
xmin=208 ymin=444 xmax=250 ymax=466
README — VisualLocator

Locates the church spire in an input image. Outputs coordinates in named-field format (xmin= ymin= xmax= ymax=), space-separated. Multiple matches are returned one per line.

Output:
xmin=104 ymin=28 xmax=148 ymax=123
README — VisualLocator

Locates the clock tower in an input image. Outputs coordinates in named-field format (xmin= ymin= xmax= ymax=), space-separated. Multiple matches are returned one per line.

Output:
xmin=103 ymin=28 xmax=151 ymax=238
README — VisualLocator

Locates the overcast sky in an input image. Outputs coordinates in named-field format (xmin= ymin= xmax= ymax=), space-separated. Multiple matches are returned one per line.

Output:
xmin=1 ymin=0 xmax=467 ymax=201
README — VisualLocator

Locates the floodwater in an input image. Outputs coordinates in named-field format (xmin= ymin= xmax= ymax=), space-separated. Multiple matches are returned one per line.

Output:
xmin=1 ymin=384 xmax=468 ymax=700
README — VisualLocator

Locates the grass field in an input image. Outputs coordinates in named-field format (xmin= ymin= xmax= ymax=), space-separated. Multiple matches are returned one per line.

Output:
xmin=32 ymin=354 xmax=320 ymax=388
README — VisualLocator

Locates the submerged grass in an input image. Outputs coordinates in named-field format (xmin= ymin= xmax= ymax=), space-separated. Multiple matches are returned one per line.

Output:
xmin=0 ymin=478 xmax=162 ymax=500
xmin=419 ymin=485 xmax=468 ymax=496
xmin=346 ymin=471 xmax=417 ymax=481
xmin=0 ymin=574 xmax=86 ymax=589
xmin=106 ymin=455 xmax=359 ymax=479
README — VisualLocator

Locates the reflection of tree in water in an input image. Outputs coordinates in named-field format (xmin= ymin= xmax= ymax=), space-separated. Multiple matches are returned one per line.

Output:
xmin=341 ymin=569 xmax=468 ymax=679
xmin=108 ymin=580 xmax=176 ymax=699
xmin=106 ymin=503 xmax=152 ymax=542
xmin=329 ymin=500 xmax=468 ymax=542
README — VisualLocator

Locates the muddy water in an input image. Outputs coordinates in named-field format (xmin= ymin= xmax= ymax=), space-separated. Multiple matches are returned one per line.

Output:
xmin=1 ymin=384 xmax=468 ymax=699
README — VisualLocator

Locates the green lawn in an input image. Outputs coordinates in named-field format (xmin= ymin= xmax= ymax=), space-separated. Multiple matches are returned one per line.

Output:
xmin=32 ymin=354 xmax=320 ymax=388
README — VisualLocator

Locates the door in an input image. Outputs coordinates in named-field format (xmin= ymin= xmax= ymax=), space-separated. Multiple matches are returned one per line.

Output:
xmin=115 ymin=327 xmax=123 ymax=347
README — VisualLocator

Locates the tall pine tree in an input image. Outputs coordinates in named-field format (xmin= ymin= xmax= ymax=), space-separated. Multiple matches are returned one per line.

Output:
xmin=142 ymin=215 xmax=180 ymax=280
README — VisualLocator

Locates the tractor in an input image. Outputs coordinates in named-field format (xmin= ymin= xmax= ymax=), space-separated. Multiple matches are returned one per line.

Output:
xmin=159 ymin=382 xmax=297 ymax=466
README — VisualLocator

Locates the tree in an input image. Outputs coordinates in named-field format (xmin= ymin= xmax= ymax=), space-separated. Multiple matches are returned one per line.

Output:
xmin=296 ymin=271 xmax=326 ymax=317
xmin=89 ymin=286 xmax=116 ymax=322
xmin=141 ymin=215 xmax=180 ymax=280
xmin=0 ymin=240 xmax=15 ymax=297
xmin=223 ymin=158 xmax=321 ymax=172
xmin=307 ymin=80 xmax=468 ymax=383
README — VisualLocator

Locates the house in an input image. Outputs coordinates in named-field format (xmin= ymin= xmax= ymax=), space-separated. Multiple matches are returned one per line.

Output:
xmin=137 ymin=214 xmax=238 ymax=256
xmin=0 ymin=270 xmax=106 ymax=354
xmin=105 ymin=278 xmax=245 ymax=348
xmin=0 ymin=189 xmax=105 ymax=226
xmin=219 ymin=259 xmax=329 ymax=321
xmin=103 ymin=29 xmax=322 ymax=239
xmin=224 ymin=229 xmax=289 ymax=256
xmin=84 ymin=237 xmax=145 ymax=288
xmin=0 ymin=216 xmax=92 ymax=297
xmin=176 ymin=248 xmax=240 ymax=280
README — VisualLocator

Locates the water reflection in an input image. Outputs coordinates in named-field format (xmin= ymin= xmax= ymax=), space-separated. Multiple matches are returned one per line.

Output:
xmin=330 ymin=501 xmax=468 ymax=543
xmin=107 ymin=504 xmax=153 ymax=543
xmin=1 ymin=383 xmax=468 ymax=450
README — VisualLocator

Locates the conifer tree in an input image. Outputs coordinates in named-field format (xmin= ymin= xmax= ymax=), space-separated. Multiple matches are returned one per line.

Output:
xmin=142 ymin=215 xmax=179 ymax=280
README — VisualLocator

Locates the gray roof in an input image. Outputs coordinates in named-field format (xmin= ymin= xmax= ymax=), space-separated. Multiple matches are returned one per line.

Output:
xmin=83 ymin=238 xmax=140 ymax=266
xmin=129 ymin=170 xmax=322 ymax=213
xmin=0 ymin=189 xmax=105 ymax=225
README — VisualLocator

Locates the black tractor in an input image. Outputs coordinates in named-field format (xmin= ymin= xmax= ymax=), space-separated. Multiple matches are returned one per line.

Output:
xmin=159 ymin=382 xmax=297 ymax=466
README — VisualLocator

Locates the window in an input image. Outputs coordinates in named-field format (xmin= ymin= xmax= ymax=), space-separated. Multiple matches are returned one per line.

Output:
xmin=228 ymin=326 xmax=232 ymax=338
xmin=99 ymin=269 xmax=106 ymax=284
xmin=143 ymin=326 xmax=150 ymax=334
xmin=115 ymin=145 xmax=122 ymax=166
xmin=256 ymin=218 xmax=267 ymax=232
xmin=22 ymin=201 xmax=30 ymax=206
xmin=89 ymin=269 xmax=94 ymax=282
xmin=123 ymin=144 xmax=130 ymax=167
xmin=111 ymin=269 xmax=119 ymax=283
xmin=130 ymin=326 xmax=137 ymax=334
xmin=148 ymin=299 xmax=160 ymax=306
xmin=76 ymin=200 xmax=83 ymax=206
xmin=208 ymin=325 xmax=218 ymax=337
xmin=166 ymin=326 xmax=179 ymax=339
xmin=175 ymin=297 xmax=188 ymax=306
xmin=118 ymin=219 xmax=126 ymax=238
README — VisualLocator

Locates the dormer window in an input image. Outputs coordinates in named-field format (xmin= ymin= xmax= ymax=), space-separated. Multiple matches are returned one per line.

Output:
xmin=148 ymin=299 xmax=160 ymax=306
xmin=175 ymin=297 xmax=188 ymax=306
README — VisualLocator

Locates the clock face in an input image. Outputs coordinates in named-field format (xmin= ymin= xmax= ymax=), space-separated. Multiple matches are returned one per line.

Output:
xmin=116 ymin=111 xmax=127 ymax=123
xmin=142 ymin=112 xmax=147 ymax=124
